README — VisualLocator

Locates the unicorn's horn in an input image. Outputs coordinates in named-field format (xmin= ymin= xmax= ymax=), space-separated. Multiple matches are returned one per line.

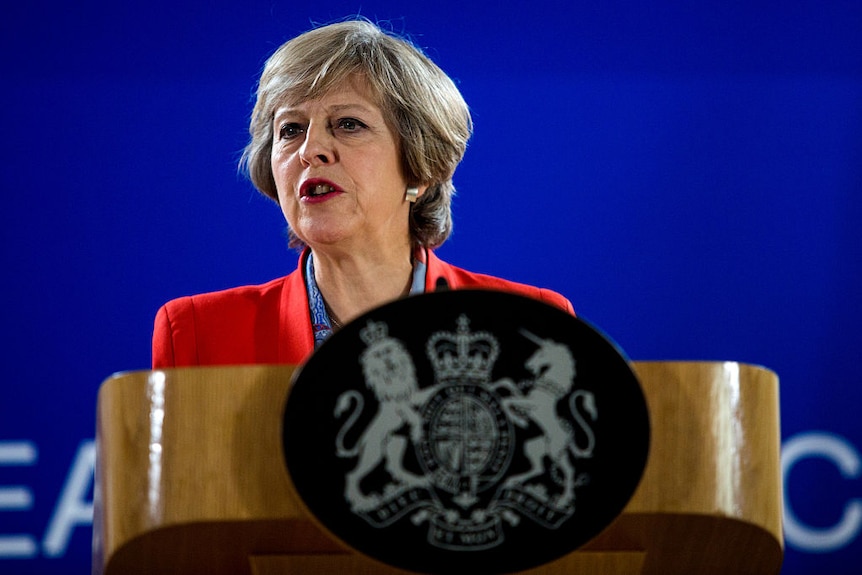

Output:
xmin=519 ymin=329 xmax=546 ymax=347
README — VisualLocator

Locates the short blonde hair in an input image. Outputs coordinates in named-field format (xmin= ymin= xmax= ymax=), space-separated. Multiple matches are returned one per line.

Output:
xmin=240 ymin=19 xmax=473 ymax=249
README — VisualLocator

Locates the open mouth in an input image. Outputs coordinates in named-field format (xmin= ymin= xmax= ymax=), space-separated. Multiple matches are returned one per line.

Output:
xmin=306 ymin=184 xmax=336 ymax=197
xmin=301 ymin=180 xmax=342 ymax=200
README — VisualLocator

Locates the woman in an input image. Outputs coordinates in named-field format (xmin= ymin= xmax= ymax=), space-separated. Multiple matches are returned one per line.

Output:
xmin=152 ymin=19 xmax=572 ymax=368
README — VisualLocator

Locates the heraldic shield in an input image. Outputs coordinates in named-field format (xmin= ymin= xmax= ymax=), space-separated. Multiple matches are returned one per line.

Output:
xmin=283 ymin=290 xmax=650 ymax=575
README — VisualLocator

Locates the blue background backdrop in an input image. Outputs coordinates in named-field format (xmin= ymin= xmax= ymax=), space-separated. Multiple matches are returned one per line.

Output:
xmin=2 ymin=1 xmax=860 ymax=573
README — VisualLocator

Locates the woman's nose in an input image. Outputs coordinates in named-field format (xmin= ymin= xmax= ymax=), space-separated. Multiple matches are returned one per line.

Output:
xmin=299 ymin=122 xmax=336 ymax=167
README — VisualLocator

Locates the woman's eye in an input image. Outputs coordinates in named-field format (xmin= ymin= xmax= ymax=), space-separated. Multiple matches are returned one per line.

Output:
xmin=336 ymin=118 xmax=366 ymax=132
xmin=278 ymin=123 xmax=303 ymax=140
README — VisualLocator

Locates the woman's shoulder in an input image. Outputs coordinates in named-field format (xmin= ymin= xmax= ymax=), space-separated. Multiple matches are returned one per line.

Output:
xmin=162 ymin=275 xmax=291 ymax=313
xmin=154 ymin=274 xmax=297 ymax=346
xmin=427 ymin=252 xmax=575 ymax=315
xmin=152 ymin=270 xmax=308 ymax=368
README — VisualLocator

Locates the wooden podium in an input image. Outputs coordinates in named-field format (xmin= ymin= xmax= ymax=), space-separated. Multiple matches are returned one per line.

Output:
xmin=93 ymin=362 xmax=783 ymax=574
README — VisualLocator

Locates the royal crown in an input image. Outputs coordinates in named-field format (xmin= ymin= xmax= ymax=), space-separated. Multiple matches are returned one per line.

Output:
xmin=426 ymin=314 xmax=500 ymax=383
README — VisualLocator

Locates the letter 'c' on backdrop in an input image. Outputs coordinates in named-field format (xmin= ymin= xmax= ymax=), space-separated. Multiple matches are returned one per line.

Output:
xmin=282 ymin=290 xmax=650 ymax=574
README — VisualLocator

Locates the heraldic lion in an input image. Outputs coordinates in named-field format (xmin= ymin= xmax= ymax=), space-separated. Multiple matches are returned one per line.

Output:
xmin=335 ymin=322 xmax=432 ymax=511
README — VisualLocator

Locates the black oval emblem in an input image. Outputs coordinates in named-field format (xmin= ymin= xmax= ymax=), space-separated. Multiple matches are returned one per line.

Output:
xmin=283 ymin=290 xmax=649 ymax=574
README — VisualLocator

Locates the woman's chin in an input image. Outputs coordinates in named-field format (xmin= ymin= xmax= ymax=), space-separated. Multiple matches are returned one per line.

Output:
xmin=299 ymin=228 xmax=353 ymax=251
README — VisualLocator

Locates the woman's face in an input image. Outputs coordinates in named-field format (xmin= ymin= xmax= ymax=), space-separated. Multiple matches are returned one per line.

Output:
xmin=271 ymin=77 xmax=417 ymax=255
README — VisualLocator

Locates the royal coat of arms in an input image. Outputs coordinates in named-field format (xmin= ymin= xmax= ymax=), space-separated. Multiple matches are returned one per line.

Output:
xmin=333 ymin=314 xmax=598 ymax=550
xmin=283 ymin=290 xmax=649 ymax=575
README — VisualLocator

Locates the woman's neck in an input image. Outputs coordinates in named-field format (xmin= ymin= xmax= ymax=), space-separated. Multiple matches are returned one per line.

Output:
xmin=311 ymin=243 xmax=415 ymax=325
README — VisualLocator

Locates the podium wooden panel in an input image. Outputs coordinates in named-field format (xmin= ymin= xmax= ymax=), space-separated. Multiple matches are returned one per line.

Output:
xmin=93 ymin=362 xmax=783 ymax=574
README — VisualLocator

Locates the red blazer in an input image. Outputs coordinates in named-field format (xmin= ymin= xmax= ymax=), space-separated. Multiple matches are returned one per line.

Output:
xmin=152 ymin=251 xmax=574 ymax=368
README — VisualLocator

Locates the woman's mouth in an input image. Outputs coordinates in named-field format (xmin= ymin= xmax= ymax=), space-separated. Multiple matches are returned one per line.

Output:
xmin=307 ymin=184 xmax=335 ymax=196
xmin=300 ymin=180 xmax=342 ymax=202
